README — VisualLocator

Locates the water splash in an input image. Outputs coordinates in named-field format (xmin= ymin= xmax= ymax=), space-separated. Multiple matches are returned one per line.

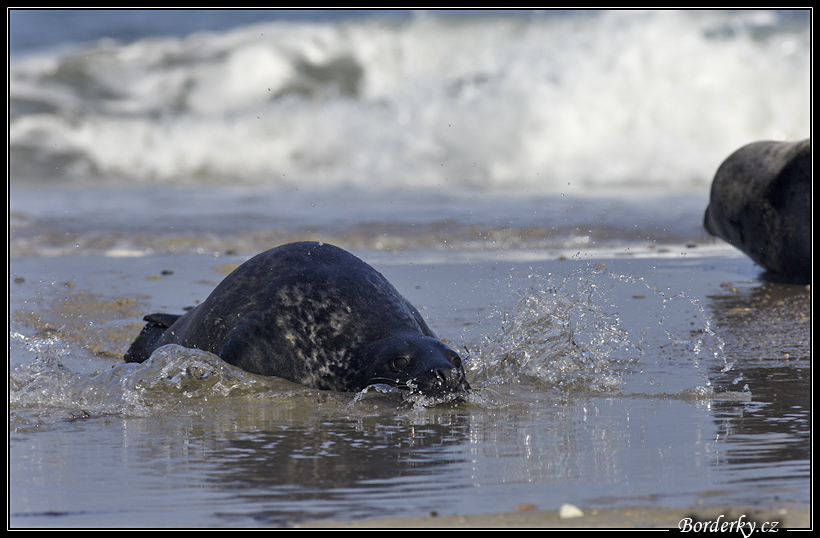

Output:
xmin=9 ymin=343 xmax=287 ymax=419
xmin=9 ymin=333 xmax=467 ymax=425
xmin=467 ymin=264 xmax=742 ymax=398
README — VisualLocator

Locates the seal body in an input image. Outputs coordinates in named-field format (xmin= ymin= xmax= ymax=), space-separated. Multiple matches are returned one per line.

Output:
xmin=703 ymin=139 xmax=811 ymax=283
xmin=125 ymin=242 xmax=470 ymax=396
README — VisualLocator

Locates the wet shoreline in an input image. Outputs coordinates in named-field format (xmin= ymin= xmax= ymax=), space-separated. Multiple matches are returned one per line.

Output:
xmin=9 ymin=246 xmax=810 ymax=528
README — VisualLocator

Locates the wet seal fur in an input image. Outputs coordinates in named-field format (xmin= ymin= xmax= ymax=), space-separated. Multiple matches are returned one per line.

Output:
xmin=704 ymin=139 xmax=811 ymax=284
xmin=125 ymin=241 xmax=470 ymax=397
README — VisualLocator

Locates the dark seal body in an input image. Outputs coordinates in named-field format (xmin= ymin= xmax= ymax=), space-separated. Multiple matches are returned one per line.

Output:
xmin=125 ymin=242 xmax=470 ymax=396
xmin=703 ymin=139 xmax=811 ymax=284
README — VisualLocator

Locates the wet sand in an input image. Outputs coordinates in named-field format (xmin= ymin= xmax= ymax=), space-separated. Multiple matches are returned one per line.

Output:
xmin=300 ymin=504 xmax=811 ymax=529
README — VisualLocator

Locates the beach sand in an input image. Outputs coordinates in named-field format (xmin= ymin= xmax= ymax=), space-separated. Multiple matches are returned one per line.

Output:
xmin=299 ymin=503 xmax=811 ymax=529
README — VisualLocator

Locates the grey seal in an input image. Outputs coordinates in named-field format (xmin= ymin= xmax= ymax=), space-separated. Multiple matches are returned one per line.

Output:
xmin=124 ymin=241 xmax=470 ymax=397
xmin=703 ymin=139 xmax=811 ymax=283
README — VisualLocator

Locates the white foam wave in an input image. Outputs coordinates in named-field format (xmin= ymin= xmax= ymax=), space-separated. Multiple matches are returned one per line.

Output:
xmin=10 ymin=10 xmax=810 ymax=194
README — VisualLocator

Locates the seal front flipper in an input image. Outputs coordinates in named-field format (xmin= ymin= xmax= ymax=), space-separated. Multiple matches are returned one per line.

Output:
xmin=124 ymin=312 xmax=183 ymax=363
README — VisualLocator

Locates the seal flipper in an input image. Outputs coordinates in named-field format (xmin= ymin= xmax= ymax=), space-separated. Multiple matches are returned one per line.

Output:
xmin=143 ymin=312 xmax=183 ymax=327
xmin=124 ymin=312 xmax=182 ymax=363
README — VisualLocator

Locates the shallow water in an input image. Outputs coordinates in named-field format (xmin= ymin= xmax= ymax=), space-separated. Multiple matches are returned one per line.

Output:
xmin=9 ymin=249 xmax=811 ymax=527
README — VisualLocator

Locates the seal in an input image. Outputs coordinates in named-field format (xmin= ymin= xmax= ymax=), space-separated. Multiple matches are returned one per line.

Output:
xmin=703 ymin=139 xmax=811 ymax=284
xmin=124 ymin=241 xmax=470 ymax=397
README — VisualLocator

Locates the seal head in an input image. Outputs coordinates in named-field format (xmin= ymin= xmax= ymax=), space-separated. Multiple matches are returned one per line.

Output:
xmin=703 ymin=139 xmax=810 ymax=283
xmin=357 ymin=334 xmax=470 ymax=396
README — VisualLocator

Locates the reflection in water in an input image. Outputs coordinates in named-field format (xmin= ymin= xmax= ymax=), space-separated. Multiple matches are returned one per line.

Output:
xmin=206 ymin=409 xmax=473 ymax=523
xmin=705 ymin=280 xmax=810 ymax=494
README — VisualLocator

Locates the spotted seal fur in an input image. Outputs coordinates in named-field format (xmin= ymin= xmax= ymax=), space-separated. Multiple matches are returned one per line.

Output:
xmin=124 ymin=241 xmax=470 ymax=396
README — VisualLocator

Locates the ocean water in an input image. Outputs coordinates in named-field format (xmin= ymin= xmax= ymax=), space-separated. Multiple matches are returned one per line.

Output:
xmin=9 ymin=9 xmax=810 ymax=256
xmin=8 ymin=9 xmax=812 ymax=528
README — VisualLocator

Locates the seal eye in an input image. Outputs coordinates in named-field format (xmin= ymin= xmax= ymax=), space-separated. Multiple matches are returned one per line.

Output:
xmin=391 ymin=356 xmax=410 ymax=370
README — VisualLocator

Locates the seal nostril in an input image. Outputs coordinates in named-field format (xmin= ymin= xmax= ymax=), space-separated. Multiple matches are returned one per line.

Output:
xmin=435 ymin=367 xmax=457 ymax=386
